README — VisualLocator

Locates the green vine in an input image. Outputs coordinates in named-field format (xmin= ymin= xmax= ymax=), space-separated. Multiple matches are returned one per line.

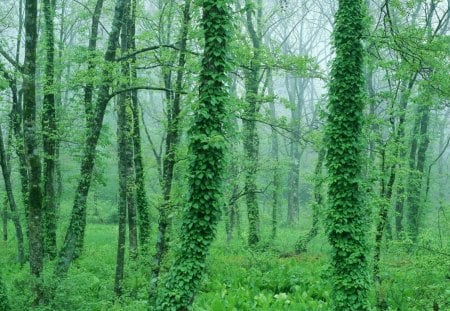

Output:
xmin=156 ymin=0 xmax=231 ymax=309
xmin=325 ymin=0 xmax=370 ymax=310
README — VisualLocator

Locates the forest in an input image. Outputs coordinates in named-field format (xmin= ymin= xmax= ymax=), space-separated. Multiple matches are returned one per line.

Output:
xmin=0 ymin=0 xmax=449 ymax=310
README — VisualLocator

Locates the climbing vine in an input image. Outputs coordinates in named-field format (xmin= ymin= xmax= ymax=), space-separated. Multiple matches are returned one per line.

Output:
xmin=325 ymin=0 xmax=370 ymax=310
xmin=156 ymin=0 xmax=231 ymax=309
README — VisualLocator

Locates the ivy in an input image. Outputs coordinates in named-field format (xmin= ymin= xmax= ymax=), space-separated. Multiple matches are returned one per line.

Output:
xmin=325 ymin=0 xmax=370 ymax=310
xmin=156 ymin=0 xmax=231 ymax=309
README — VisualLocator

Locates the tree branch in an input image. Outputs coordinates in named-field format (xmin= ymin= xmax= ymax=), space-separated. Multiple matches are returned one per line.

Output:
xmin=108 ymin=86 xmax=186 ymax=100
xmin=116 ymin=44 xmax=200 ymax=62
xmin=0 ymin=47 xmax=24 ymax=73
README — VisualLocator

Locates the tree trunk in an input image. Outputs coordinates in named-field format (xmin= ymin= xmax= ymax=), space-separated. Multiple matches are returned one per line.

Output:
xmin=129 ymin=0 xmax=151 ymax=251
xmin=23 ymin=0 xmax=44 ymax=304
xmin=55 ymin=0 xmax=127 ymax=278
xmin=120 ymin=1 xmax=138 ymax=258
xmin=243 ymin=72 xmax=260 ymax=246
xmin=149 ymin=0 xmax=191 ymax=301
xmin=115 ymin=9 xmax=133 ymax=289
xmin=267 ymin=69 xmax=279 ymax=239
xmin=394 ymin=74 xmax=419 ymax=238
xmin=2 ymin=197 xmax=6 ymax=241
xmin=295 ymin=148 xmax=324 ymax=253
xmin=84 ymin=0 xmax=104 ymax=125
xmin=243 ymin=0 xmax=262 ymax=246
xmin=325 ymin=0 xmax=369 ymax=309
xmin=0 ymin=127 xmax=25 ymax=264
xmin=0 ymin=63 xmax=29 ymax=226
xmin=42 ymin=0 xmax=58 ymax=260
xmin=156 ymin=0 xmax=230 ymax=307
xmin=406 ymin=106 xmax=430 ymax=243
xmin=114 ymin=105 xmax=128 ymax=295
xmin=286 ymin=76 xmax=304 ymax=226
xmin=373 ymin=145 xmax=396 ymax=308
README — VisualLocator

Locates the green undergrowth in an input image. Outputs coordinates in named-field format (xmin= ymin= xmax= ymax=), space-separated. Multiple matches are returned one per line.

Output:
xmin=0 ymin=223 xmax=448 ymax=310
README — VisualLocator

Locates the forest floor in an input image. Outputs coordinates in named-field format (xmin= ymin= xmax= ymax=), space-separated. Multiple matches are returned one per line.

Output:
xmin=0 ymin=221 xmax=449 ymax=310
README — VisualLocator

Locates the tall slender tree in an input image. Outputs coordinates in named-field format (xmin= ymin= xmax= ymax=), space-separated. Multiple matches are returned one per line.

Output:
xmin=128 ymin=0 xmax=151 ymax=251
xmin=156 ymin=0 xmax=230 ymax=308
xmin=23 ymin=0 xmax=44 ymax=303
xmin=243 ymin=0 xmax=263 ymax=246
xmin=55 ymin=0 xmax=128 ymax=278
xmin=42 ymin=0 xmax=58 ymax=259
xmin=150 ymin=0 xmax=192 ymax=300
xmin=325 ymin=0 xmax=370 ymax=309
xmin=0 ymin=127 xmax=25 ymax=264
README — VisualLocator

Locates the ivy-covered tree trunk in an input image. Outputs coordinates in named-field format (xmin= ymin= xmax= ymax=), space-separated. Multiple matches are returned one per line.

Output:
xmin=121 ymin=3 xmax=138 ymax=258
xmin=156 ymin=0 xmax=230 ymax=308
xmin=325 ymin=0 xmax=370 ymax=309
xmin=42 ymin=0 xmax=58 ymax=260
xmin=23 ymin=0 xmax=44 ymax=304
xmin=0 ymin=127 xmax=25 ymax=264
xmin=243 ymin=0 xmax=262 ymax=246
xmin=55 ymin=0 xmax=127 ymax=278
xmin=129 ymin=0 xmax=151 ymax=251
xmin=115 ymin=22 xmax=132 ymax=292
xmin=149 ymin=0 xmax=191 ymax=301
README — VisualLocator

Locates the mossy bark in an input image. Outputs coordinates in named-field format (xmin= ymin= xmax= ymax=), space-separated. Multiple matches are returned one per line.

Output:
xmin=129 ymin=0 xmax=151 ymax=251
xmin=42 ymin=0 xmax=58 ymax=260
xmin=23 ymin=0 xmax=44 ymax=304
xmin=243 ymin=0 xmax=262 ymax=246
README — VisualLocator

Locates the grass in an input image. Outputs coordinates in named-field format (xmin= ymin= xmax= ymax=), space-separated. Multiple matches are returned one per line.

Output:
xmin=0 ymin=214 xmax=449 ymax=310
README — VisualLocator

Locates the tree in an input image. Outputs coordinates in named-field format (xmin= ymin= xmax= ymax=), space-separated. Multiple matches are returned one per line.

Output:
xmin=23 ymin=0 xmax=44 ymax=303
xmin=42 ymin=0 xmax=58 ymax=260
xmin=156 ymin=0 xmax=231 ymax=308
xmin=243 ymin=0 xmax=263 ymax=246
xmin=0 ymin=126 xmax=25 ymax=264
xmin=55 ymin=0 xmax=128 ymax=278
xmin=325 ymin=0 xmax=370 ymax=309
xmin=149 ymin=0 xmax=192 ymax=301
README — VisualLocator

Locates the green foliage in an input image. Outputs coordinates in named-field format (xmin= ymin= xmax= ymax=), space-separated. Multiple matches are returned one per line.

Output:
xmin=0 ymin=273 xmax=10 ymax=311
xmin=377 ymin=242 xmax=450 ymax=311
xmin=325 ymin=0 xmax=370 ymax=309
xmin=194 ymin=240 xmax=331 ymax=310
